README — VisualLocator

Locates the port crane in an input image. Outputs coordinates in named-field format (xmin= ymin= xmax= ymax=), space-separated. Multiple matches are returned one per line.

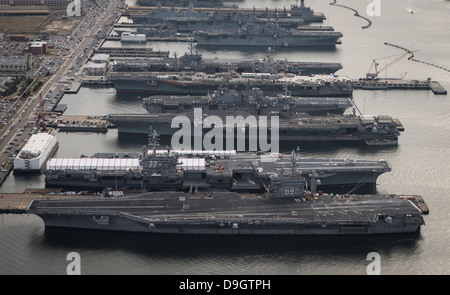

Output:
xmin=366 ymin=49 xmax=417 ymax=79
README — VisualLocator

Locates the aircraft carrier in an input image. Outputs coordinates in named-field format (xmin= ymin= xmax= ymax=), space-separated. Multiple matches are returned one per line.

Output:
xmin=109 ymin=72 xmax=353 ymax=96
xmin=111 ymin=47 xmax=343 ymax=76
xmin=105 ymin=109 xmax=404 ymax=146
xmin=44 ymin=146 xmax=392 ymax=193
xmin=34 ymin=137 xmax=426 ymax=236
xmin=27 ymin=191 xmax=426 ymax=235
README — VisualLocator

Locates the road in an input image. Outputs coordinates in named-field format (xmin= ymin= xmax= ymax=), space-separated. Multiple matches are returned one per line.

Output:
xmin=0 ymin=0 xmax=125 ymax=186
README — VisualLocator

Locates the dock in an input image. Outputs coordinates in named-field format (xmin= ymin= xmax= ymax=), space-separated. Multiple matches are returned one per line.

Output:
xmin=351 ymin=79 xmax=447 ymax=95
xmin=95 ymin=47 xmax=170 ymax=59
xmin=64 ymin=82 xmax=81 ymax=94
xmin=104 ymin=36 xmax=194 ymax=43
xmin=429 ymin=81 xmax=448 ymax=95
xmin=44 ymin=115 xmax=113 ymax=133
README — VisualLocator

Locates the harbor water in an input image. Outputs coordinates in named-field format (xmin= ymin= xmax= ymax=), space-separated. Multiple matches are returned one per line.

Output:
xmin=1 ymin=0 xmax=450 ymax=275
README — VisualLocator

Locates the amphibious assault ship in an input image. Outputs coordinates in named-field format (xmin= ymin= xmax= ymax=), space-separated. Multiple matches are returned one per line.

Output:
xmin=194 ymin=22 xmax=343 ymax=47
xmin=131 ymin=6 xmax=306 ymax=30
xmin=109 ymin=72 xmax=353 ymax=97
xmin=37 ymin=134 xmax=426 ymax=235
xmin=111 ymin=47 xmax=343 ymax=76
xmin=141 ymin=86 xmax=353 ymax=116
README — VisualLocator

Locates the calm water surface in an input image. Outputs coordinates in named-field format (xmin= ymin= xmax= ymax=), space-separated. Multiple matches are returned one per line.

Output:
xmin=1 ymin=0 xmax=450 ymax=275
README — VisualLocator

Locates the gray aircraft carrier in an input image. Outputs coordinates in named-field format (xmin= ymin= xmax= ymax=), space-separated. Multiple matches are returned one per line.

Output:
xmin=106 ymin=111 xmax=404 ymax=146
xmin=109 ymin=72 xmax=353 ymax=96
xmin=26 ymin=191 xmax=427 ymax=235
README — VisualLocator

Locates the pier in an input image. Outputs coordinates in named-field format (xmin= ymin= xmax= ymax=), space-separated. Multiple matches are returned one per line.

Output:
xmin=104 ymin=36 xmax=194 ymax=43
xmin=94 ymin=47 xmax=170 ymax=59
xmin=352 ymin=78 xmax=447 ymax=95
xmin=429 ymin=81 xmax=448 ymax=95
xmin=63 ymin=82 xmax=81 ymax=94
xmin=44 ymin=115 xmax=114 ymax=133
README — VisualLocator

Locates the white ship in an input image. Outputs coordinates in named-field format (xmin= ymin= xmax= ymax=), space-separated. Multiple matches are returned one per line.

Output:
xmin=120 ymin=32 xmax=147 ymax=43
xmin=14 ymin=132 xmax=59 ymax=173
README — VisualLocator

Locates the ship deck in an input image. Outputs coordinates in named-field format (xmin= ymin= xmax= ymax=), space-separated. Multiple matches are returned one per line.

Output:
xmin=107 ymin=113 xmax=377 ymax=130
xmin=27 ymin=192 xmax=425 ymax=224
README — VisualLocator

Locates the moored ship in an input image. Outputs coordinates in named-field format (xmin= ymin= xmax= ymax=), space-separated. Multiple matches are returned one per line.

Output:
xmin=109 ymin=72 xmax=353 ymax=97
xmin=28 ymin=191 xmax=426 ymax=235
xmin=36 ymin=137 xmax=426 ymax=236
xmin=111 ymin=47 xmax=343 ymax=76
xmin=44 ymin=134 xmax=392 ymax=194
xmin=194 ymin=22 xmax=343 ymax=47
xmin=105 ymin=111 xmax=404 ymax=146
xmin=141 ymin=86 xmax=353 ymax=116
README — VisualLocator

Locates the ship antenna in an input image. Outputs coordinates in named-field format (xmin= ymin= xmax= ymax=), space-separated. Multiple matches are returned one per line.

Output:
xmin=148 ymin=126 xmax=160 ymax=156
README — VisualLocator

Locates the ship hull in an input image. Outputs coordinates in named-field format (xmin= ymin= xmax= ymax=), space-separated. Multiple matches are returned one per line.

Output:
xmin=112 ymin=79 xmax=352 ymax=97
xmin=29 ymin=192 xmax=425 ymax=236
xmin=195 ymin=34 xmax=341 ymax=47
xmin=105 ymin=116 xmax=400 ymax=146
xmin=37 ymin=214 xmax=422 ymax=235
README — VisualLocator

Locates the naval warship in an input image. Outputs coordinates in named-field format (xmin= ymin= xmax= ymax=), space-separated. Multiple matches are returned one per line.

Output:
xmin=131 ymin=6 xmax=306 ymax=31
xmin=131 ymin=2 xmax=210 ymax=24
xmin=44 ymin=132 xmax=391 ymax=193
xmin=105 ymin=110 xmax=404 ymax=146
xmin=109 ymin=72 xmax=353 ymax=97
xmin=36 ymin=134 xmax=427 ymax=235
xmin=134 ymin=0 xmax=325 ymax=23
xmin=193 ymin=21 xmax=343 ymax=47
xmin=111 ymin=46 xmax=343 ymax=76
xmin=141 ymin=86 xmax=353 ymax=116
xmin=27 ymin=191 xmax=426 ymax=235
xmin=289 ymin=0 xmax=326 ymax=22
xmin=136 ymin=0 xmax=226 ymax=8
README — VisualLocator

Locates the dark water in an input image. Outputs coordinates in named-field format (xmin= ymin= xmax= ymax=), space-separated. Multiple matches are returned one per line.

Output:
xmin=1 ymin=0 xmax=450 ymax=275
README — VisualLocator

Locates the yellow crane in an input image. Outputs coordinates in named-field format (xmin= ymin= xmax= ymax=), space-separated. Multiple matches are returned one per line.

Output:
xmin=366 ymin=50 xmax=418 ymax=79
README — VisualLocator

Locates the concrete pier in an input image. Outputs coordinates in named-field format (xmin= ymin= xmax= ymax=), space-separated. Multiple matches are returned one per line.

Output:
xmin=352 ymin=79 xmax=447 ymax=95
